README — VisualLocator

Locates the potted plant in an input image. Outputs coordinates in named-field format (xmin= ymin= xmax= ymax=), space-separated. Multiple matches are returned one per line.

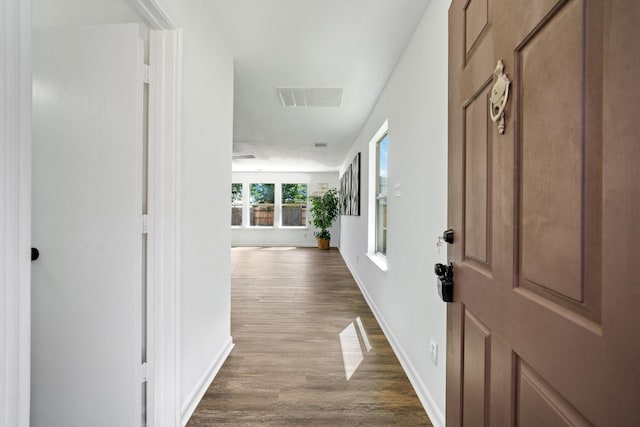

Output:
xmin=309 ymin=188 xmax=339 ymax=250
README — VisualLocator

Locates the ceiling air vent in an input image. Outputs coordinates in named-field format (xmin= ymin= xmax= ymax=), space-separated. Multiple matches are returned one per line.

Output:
xmin=276 ymin=87 xmax=343 ymax=108
xmin=314 ymin=143 xmax=328 ymax=148
xmin=233 ymin=154 xmax=256 ymax=160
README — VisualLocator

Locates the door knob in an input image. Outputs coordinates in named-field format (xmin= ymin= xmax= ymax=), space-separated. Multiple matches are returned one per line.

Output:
xmin=434 ymin=263 xmax=448 ymax=277
xmin=434 ymin=262 xmax=454 ymax=303
xmin=31 ymin=247 xmax=40 ymax=261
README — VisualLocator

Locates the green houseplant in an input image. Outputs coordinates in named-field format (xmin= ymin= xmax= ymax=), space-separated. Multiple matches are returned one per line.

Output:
xmin=309 ymin=188 xmax=339 ymax=249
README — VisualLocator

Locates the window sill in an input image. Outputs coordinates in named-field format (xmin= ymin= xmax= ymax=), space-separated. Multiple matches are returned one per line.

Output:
xmin=280 ymin=226 xmax=309 ymax=229
xmin=366 ymin=253 xmax=388 ymax=272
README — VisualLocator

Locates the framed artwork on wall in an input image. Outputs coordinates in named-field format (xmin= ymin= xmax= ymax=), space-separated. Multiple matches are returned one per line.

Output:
xmin=340 ymin=152 xmax=361 ymax=216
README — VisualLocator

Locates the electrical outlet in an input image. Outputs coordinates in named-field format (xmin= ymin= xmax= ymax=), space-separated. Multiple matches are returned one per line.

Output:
xmin=429 ymin=339 xmax=438 ymax=365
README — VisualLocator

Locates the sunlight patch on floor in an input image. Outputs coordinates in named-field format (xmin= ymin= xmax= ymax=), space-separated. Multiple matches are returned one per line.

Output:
xmin=339 ymin=323 xmax=363 ymax=380
xmin=355 ymin=316 xmax=372 ymax=352
xmin=339 ymin=317 xmax=373 ymax=380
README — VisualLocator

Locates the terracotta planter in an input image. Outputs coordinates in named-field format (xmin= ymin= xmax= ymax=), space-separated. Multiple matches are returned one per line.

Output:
xmin=317 ymin=238 xmax=330 ymax=250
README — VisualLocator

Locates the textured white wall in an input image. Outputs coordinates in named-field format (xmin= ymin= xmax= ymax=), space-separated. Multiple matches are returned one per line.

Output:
xmin=231 ymin=172 xmax=340 ymax=247
xmin=160 ymin=0 xmax=235 ymax=418
xmin=32 ymin=0 xmax=138 ymax=26
xmin=338 ymin=0 xmax=449 ymax=425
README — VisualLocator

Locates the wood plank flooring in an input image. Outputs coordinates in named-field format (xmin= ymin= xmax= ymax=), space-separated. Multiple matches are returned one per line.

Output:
xmin=187 ymin=247 xmax=432 ymax=426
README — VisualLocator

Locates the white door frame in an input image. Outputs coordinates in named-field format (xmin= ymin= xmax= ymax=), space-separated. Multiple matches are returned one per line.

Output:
xmin=129 ymin=1 xmax=183 ymax=426
xmin=146 ymin=30 xmax=183 ymax=424
xmin=2 ymin=0 xmax=182 ymax=425
xmin=1 ymin=0 xmax=32 ymax=426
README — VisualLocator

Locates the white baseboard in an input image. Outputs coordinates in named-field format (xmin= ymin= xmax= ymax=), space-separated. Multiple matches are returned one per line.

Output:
xmin=231 ymin=243 xmax=339 ymax=248
xmin=340 ymin=251 xmax=446 ymax=427
xmin=231 ymin=242 xmax=316 ymax=247
xmin=180 ymin=337 xmax=234 ymax=426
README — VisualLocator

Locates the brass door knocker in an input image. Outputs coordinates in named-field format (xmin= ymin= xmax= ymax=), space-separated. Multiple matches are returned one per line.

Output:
xmin=490 ymin=60 xmax=511 ymax=134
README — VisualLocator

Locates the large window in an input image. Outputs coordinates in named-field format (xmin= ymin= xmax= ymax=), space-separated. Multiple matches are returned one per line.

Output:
xmin=375 ymin=134 xmax=388 ymax=256
xmin=281 ymin=183 xmax=307 ymax=227
xmin=250 ymin=183 xmax=275 ymax=226
xmin=231 ymin=183 xmax=243 ymax=226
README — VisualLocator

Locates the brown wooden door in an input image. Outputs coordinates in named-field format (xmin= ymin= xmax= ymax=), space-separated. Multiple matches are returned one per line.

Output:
xmin=447 ymin=0 xmax=640 ymax=425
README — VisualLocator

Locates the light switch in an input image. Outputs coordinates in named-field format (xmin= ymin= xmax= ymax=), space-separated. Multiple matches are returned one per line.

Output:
xmin=429 ymin=339 xmax=438 ymax=365
xmin=394 ymin=182 xmax=402 ymax=197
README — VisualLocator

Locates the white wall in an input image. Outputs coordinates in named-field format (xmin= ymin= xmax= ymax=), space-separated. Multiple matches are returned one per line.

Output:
xmin=32 ymin=0 xmax=140 ymax=26
xmin=159 ymin=0 xmax=235 ymax=422
xmin=232 ymin=172 xmax=340 ymax=247
xmin=338 ymin=0 xmax=449 ymax=425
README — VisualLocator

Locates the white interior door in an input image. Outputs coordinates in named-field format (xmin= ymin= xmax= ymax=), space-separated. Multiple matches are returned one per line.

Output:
xmin=31 ymin=24 xmax=143 ymax=427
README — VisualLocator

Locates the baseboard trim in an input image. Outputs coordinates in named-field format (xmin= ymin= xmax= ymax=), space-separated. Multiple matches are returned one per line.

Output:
xmin=340 ymin=251 xmax=446 ymax=427
xmin=231 ymin=243 xmax=339 ymax=248
xmin=180 ymin=337 xmax=234 ymax=426
xmin=232 ymin=243 xmax=316 ymax=247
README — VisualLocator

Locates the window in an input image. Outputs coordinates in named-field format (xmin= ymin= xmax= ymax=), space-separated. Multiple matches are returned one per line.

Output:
xmin=231 ymin=183 xmax=243 ymax=226
xmin=250 ymin=183 xmax=275 ymax=226
xmin=375 ymin=134 xmax=388 ymax=256
xmin=281 ymin=183 xmax=307 ymax=227
xmin=368 ymin=120 xmax=389 ymax=267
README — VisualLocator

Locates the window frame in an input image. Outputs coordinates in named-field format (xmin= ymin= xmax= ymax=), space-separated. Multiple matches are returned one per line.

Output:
xmin=367 ymin=120 xmax=389 ymax=271
xmin=280 ymin=183 xmax=308 ymax=228
xmin=231 ymin=182 xmax=243 ymax=227
xmin=375 ymin=134 xmax=388 ymax=257
xmin=249 ymin=183 xmax=276 ymax=228
xmin=231 ymin=180 xmax=311 ymax=230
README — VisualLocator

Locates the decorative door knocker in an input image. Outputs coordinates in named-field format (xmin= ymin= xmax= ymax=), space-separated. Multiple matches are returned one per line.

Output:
xmin=490 ymin=60 xmax=511 ymax=134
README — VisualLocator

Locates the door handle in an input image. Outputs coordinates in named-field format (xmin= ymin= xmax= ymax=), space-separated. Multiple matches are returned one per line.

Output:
xmin=434 ymin=262 xmax=454 ymax=303
xmin=31 ymin=247 xmax=40 ymax=261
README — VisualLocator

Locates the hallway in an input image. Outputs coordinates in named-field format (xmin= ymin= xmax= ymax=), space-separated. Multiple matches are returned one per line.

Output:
xmin=187 ymin=247 xmax=432 ymax=426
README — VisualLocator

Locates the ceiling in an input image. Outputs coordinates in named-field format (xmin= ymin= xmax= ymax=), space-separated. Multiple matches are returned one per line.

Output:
xmin=203 ymin=0 xmax=432 ymax=172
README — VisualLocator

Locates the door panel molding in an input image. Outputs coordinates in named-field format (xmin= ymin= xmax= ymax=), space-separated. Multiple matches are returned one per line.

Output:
xmin=516 ymin=359 xmax=592 ymax=426
xmin=517 ymin=0 xmax=585 ymax=303
xmin=463 ymin=78 xmax=494 ymax=270
xmin=514 ymin=0 xmax=603 ymax=324
xmin=463 ymin=0 xmax=489 ymax=60
xmin=462 ymin=308 xmax=492 ymax=427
